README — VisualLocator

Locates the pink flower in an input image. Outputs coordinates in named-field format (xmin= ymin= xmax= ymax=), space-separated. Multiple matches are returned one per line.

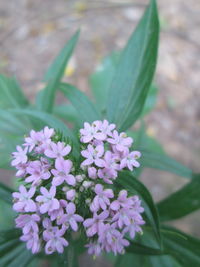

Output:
xmin=43 ymin=218 xmax=67 ymax=241
xmin=131 ymin=195 xmax=144 ymax=213
xmin=80 ymin=121 xmax=105 ymax=143
xmin=88 ymin=167 xmax=97 ymax=179
xmin=83 ymin=210 xmax=109 ymax=237
xmin=99 ymin=120 xmax=116 ymax=138
xmin=122 ymin=213 xmax=145 ymax=239
xmin=66 ymin=189 xmax=76 ymax=201
xmin=24 ymin=127 xmax=54 ymax=153
xmin=20 ymin=232 xmax=40 ymax=254
xmin=12 ymin=185 xmax=36 ymax=212
xmin=120 ymin=151 xmax=141 ymax=170
xmin=85 ymin=242 xmax=102 ymax=256
xmin=59 ymin=202 xmax=83 ymax=231
xmin=98 ymin=224 xmax=129 ymax=255
xmin=110 ymin=190 xmax=133 ymax=211
xmin=98 ymin=168 xmax=117 ymax=184
xmin=112 ymin=208 xmax=133 ymax=229
xmin=15 ymin=163 xmax=28 ymax=177
xmin=11 ymin=146 xmax=28 ymax=166
xmin=81 ymin=144 xmax=105 ymax=167
xmin=51 ymin=157 xmax=75 ymax=186
xmin=107 ymin=130 xmax=133 ymax=152
xmin=45 ymin=231 xmax=68 ymax=254
xmin=24 ymin=130 xmax=42 ymax=152
xmin=103 ymin=151 xmax=120 ymax=172
xmin=36 ymin=186 xmax=60 ymax=214
xmin=44 ymin=142 xmax=71 ymax=159
xmin=48 ymin=199 xmax=68 ymax=221
xmin=90 ymin=184 xmax=114 ymax=212
xmin=26 ymin=160 xmax=51 ymax=185
xmin=15 ymin=214 xmax=40 ymax=234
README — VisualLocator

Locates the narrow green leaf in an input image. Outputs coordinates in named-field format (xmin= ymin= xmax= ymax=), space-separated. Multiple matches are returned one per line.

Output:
xmin=162 ymin=226 xmax=200 ymax=266
xmin=107 ymin=0 xmax=159 ymax=130
xmin=0 ymin=229 xmax=34 ymax=266
xmin=140 ymin=150 xmax=192 ymax=179
xmin=141 ymin=84 xmax=158 ymax=116
xmin=90 ymin=51 xmax=158 ymax=117
xmin=116 ymin=171 xmax=161 ymax=245
xmin=53 ymin=103 xmax=81 ymax=126
xmin=0 ymin=75 xmax=29 ymax=109
xmin=115 ymin=254 xmax=147 ymax=267
xmin=89 ymin=51 xmax=120 ymax=113
xmin=148 ymin=255 xmax=181 ymax=267
xmin=157 ymin=174 xmax=200 ymax=221
xmin=60 ymin=83 xmax=101 ymax=124
xmin=127 ymin=241 xmax=163 ymax=255
xmin=37 ymin=31 xmax=79 ymax=112
xmin=0 ymin=182 xmax=13 ymax=204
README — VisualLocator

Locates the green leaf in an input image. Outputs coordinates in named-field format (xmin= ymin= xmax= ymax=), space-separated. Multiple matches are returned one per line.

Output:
xmin=141 ymin=84 xmax=158 ymax=116
xmin=148 ymin=255 xmax=181 ymax=267
xmin=0 ymin=229 xmax=34 ymax=266
xmin=37 ymin=31 xmax=79 ymax=112
xmin=90 ymin=51 xmax=158 ymax=118
xmin=0 ymin=181 xmax=13 ymax=204
xmin=89 ymin=51 xmax=120 ymax=114
xmin=162 ymin=226 xmax=200 ymax=266
xmin=107 ymin=0 xmax=159 ymax=130
xmin=115 ymin=254 xmax=146 ymax=267
xmin=115 ymin=254 xmax=180 ymax=267
xmin=60 ymin=83 xmax=101 ymax=124
xmin=53 ymin=103 xmax=81 ymax=126
xmin=127 ymin=241 xmax=163 ymax=255
xmin=157 ymin=173 xmax=200 ymax=221
xmin=140 ymin=150 xmax=192 ymax=179
xmin=0 ymin=75 xmax=29 ymax=109
xmin=116 ymin=171 xmax=161 ymax=245
xmin=0 ymin=109 xmax=30 ymax=135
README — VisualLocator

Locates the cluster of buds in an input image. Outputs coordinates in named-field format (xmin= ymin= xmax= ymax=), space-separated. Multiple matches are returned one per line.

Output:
xmin=12 ymin=120 xmax=144 ymax=257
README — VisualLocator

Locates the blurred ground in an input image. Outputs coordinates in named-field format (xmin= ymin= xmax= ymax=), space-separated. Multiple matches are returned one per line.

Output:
xmin=0 ymin=0 xmax=200 ymax=265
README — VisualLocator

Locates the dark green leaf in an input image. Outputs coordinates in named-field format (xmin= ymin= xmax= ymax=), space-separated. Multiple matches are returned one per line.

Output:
xmin=0 ymin=182 xmax=13 ymax=204
xmin=37 ymin=31 xmax=79 ymax=112
xmin=0 ymin=75 xmax=29 ymax=109
xmin=141 ymin=84 xmax=158 ymax=116
xmin=0 ymin=229 xmax=34 ymax=266
xmin=140 ymin=150 xmax=192 ymax=179
xmin=127 ymin=240 xmax=163 ymax=255
xmin=53 ymin=103 xmax=81 ymax=126
xmin=148 ymin=255 xmax=181 ymax=267
xmin=115 ymin=254 xmax=146 ymax=267
xmin=162 ymin=226 xmax=200 ymax=266
xmin=60 ymin=83 xmax=101 ymax=124
xmin=89 ymin=51 xmax=120 ymax=114
xmin=116 ymin=172 xmax=161 ymax=245
xmin=107 ymin=0 xmax=159 ymax=130
xmin=157 ymin=174 xmax=200 ymax=221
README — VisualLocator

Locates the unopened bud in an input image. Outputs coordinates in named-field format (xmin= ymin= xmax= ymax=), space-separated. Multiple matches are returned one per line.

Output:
xmin=66 ymin=189 xmax=76 ymax=201
xmin=79 ymin=186 xmax=84 ymax=192
xmin=85 ymin=198 xmax=91 ymax=204
xmin=76 ymin=175 xmax=84 ymax=183
xmin=62 ymin=186 xmax=69 ymax=192
xmin=82 ymin=181 xmax=92 ymax=188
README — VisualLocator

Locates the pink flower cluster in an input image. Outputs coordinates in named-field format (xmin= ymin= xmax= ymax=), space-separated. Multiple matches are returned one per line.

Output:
xmin=12 ymin=121 xmax=144 ymax=257
xmin=84 ymin=184 xmax=145 ymax=255
xmin=80 ymin=120 xmax=141 ymax=184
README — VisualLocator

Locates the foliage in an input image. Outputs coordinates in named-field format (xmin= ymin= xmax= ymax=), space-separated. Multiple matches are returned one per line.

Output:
xmin=0 ymin=0 xmax=198 ymax=266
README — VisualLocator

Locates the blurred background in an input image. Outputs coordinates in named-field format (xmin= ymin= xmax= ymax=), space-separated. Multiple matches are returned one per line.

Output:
xmin=0 ymin=0 xmax=200 ymax=263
